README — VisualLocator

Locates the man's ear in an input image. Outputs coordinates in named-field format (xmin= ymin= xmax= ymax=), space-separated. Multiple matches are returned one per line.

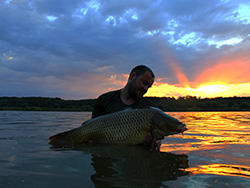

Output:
xmin=129 ymin=72 xmax=136 ymax=80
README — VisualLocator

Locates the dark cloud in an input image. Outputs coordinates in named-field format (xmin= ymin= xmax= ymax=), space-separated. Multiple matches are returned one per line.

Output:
xmin=1 ymin=0 xmax=250 ymax=98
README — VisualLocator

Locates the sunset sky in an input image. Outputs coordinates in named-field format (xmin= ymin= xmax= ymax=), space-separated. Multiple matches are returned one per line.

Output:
xmin=1 ymin=0 xmax=250 ymax=99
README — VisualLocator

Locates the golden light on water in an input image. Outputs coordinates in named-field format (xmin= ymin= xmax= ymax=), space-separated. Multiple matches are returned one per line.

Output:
xmin=159 ymin=111 xmax=250 ymax=179
xmin=161 ymin=111 xmax=250 ymax=153
xmin=187 ymin=164 xmax=250 ymax=178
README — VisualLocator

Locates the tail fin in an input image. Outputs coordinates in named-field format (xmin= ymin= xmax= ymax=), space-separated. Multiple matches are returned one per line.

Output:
xmin=49 ymin=130 xmax=72 ymax=148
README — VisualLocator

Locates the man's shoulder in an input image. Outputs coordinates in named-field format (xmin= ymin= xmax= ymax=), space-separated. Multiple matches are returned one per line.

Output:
xmin=92 ymin=89 xmax=122 ymax=118
xmin=98 ymin=89 xmax=121 ymax=100
xmin=140 ymin=97 xmax=156 ymax=107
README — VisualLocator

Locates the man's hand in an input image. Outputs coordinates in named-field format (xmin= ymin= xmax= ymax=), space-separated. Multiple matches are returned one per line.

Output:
xmin=142 ymin=132 xmax=161 ymax=150
xmin=142 ymin=132 xmax=153 ymax=146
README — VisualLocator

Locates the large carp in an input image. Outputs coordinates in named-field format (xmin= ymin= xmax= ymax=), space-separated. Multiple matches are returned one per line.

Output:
xmin=49 ymin=107 xmax=187 ymax=147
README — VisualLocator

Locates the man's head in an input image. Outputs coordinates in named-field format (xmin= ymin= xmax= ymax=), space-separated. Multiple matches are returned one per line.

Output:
xmin=129 ymin=65 xmax=155 ymax=79
xmin=127 ymin=65 xmax=155 ymax=99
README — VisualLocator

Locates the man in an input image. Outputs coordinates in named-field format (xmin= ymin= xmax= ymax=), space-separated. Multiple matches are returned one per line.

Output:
xmin=92 ymin=65 xmax=155 ymax=119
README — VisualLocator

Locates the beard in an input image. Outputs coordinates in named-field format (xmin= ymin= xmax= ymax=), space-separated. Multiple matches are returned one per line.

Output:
xmin=127 ymin=79 xmax=146 ymax=100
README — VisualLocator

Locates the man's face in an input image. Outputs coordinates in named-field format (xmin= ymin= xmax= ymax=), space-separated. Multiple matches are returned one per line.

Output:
xmin=128 ymin=71 xmax=154 ymax=99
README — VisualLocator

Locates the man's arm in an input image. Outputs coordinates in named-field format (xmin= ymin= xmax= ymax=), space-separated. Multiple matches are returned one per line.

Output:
xmin=92 ymin=96 xmax=105 ymax=119
xmin=92 ymin=90 xmax=121 ymax=118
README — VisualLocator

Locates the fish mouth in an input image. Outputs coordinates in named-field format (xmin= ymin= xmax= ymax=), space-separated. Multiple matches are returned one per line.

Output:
xmin=177 ymin=124 xmax=188 ymax=133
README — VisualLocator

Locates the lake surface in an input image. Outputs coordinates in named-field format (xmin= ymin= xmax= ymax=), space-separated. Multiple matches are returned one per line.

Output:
xmin=1 ymin=111 xmax=250 ymax=188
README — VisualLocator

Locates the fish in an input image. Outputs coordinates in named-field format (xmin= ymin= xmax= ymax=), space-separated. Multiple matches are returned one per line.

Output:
xmin=48 ymin=107 xmax=187 ymax=147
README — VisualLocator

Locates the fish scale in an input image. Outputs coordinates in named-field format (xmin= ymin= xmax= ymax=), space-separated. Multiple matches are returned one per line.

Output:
xmin=68 ymin=108 xmax=154 ymax=144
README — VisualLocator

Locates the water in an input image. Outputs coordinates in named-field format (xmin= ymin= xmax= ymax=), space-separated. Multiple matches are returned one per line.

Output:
xmin=0 ymin=111 xmax=250 ymax=188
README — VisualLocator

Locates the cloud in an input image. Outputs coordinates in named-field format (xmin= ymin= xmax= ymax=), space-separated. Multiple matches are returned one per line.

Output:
xmin=1 ymin=0 xmax=250 ymax=98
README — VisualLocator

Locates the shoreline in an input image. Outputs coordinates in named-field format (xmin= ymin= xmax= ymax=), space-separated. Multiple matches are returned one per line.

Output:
xmin=1 ymin=96 xmax=250 ymax=112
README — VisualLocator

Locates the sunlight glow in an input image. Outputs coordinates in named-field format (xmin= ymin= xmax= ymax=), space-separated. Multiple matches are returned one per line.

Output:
xmin=184 ymin=84 xmax=231 ymax=98
xmin=145 ymin=57 xmax=250 ymax=98
xmin=193 ymin=84 xmax=228 ymax=93
xmin=187 ymin=164 xmax=250 ymax=178
xmin=146 ymin=82 xmax=250 ymax=99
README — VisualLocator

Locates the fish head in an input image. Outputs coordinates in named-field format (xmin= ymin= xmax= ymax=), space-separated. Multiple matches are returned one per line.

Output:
xmin=152 ymin=109 xmax=187 ymax=140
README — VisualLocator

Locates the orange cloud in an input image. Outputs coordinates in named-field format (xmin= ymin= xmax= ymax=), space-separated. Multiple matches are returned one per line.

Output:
xmin=146 ymin=59 xmax=250 ymax=98
xmin=145 ymin=83 xmax=189 ymax=98
xmin=193 ymin=60 xmax=250 ymax=87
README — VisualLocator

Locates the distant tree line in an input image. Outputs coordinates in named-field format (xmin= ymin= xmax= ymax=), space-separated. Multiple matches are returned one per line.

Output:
xmin=0 ymin=96 xmax=250 ymax=112
xmin=0 ymin=97 xmax=95 ymax=111
xmin=148 ymin=96 xmax=250 ymax=111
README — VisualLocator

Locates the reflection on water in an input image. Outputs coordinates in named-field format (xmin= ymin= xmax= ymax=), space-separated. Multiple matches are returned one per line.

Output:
xmin=161 ymin=111 xmax=250 ymax=183
xmin=71 ymin=145 xmax=190 ymax=188
xmin=161 ymin=112 xmax=250 ymax=153
xmin=187 ymin=164 xmax=250 ymax=178
xmin=1 ymin=111 xmax=250 ymax=187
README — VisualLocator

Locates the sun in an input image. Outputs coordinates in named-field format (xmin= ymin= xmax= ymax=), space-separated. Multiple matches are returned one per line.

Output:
xmin=185 ymin=84 xmax=230 ymax=98
xmin=196 ymin=84 xmax=228 ymax=93
xmin=145 ymin=81 xmax=250 ymax=99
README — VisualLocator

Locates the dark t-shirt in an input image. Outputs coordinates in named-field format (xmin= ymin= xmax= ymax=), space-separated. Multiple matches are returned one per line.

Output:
xmin=92 ymin=89 xmax=155 ymax=118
